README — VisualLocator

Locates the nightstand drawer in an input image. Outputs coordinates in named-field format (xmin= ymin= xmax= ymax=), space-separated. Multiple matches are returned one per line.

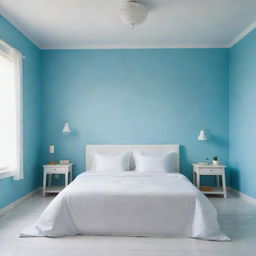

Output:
xmin=44 ymin=167 xmax=67 ymax=173
xmin=199 ymin=168 xmax=223 ymax=175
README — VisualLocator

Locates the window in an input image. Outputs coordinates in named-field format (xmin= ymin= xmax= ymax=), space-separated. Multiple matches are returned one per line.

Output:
xmin=0 ymin=40 xmax=23 ymax=180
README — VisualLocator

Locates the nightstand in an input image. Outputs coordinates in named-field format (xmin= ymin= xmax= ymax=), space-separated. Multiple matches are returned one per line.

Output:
xmin=43 ymin=163 xmax=73 ymax=197
xmin=192 ymin=163 xmax=227 ymax=198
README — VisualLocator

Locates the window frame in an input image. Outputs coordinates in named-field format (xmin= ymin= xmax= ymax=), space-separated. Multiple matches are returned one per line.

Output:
xmin=0 ymin=39 xmax=23 ymax=180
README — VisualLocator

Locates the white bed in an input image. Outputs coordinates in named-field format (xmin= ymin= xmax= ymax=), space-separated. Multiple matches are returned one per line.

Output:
xmin=20 ymin=145 xmax=229 ymax=241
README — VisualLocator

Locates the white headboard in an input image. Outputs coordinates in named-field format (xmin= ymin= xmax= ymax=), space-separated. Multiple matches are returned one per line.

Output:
xmin=85 ymin=144 xmax=180 ymax=172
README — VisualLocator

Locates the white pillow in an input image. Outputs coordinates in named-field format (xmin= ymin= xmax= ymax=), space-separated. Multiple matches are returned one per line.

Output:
xmin=91 ymin=152 xmax=130 ymax=172
xmin=133 ymin=151 xmax=175 ymax=173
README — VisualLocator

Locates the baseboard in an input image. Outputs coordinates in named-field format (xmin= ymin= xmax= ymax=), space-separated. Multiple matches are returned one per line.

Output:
xmin=229 ymin=187 xmax=256 ymax=206
xmin=0 ymin=187 xmax=40 ymax=217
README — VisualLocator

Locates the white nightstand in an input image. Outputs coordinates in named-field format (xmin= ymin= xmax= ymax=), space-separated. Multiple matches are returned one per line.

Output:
xmin=192 ymin=163 xmax=227 ymax=198
xmin=43 ymin=163 xmax=73 ymax=197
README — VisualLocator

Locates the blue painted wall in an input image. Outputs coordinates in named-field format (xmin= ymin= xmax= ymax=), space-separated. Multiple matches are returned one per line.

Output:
xmin=41 ymin=49 xmax=229 ymax=183
xmin=229 ymin=29 xmax=256 ymax=198
xmin=0 ymin=16 xmax=41 ymax=209
xmin=0 ymin=14 xmax=232 ymax=210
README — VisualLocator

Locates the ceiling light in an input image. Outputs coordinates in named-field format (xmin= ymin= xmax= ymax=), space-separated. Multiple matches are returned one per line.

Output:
xmin=120 ymin=1 xmax=148 ymax=28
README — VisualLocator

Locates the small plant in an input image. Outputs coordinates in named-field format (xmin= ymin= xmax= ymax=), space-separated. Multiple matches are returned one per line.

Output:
xmin=213 ymin=156 xmax=218 ymax=161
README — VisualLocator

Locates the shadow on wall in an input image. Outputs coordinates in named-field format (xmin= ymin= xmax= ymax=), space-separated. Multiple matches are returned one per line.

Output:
xmin=208 ymin=133 xmax=230 ymax=186
xmin=180 ymin=143 xmax=228 ymax=187
xmin=230 ymin=167 xmax=240 ymax=191
xmin=180 ymin=145 xmax=189 ymax=177
xmin=180 ymin=145 xmax=213 ymax=186
xmin=209 ymin=133 xmax=229 ymax=148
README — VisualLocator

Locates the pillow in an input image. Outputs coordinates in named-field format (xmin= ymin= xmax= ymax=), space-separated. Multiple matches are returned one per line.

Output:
xmin=90 ymin=152 xmax=130 ymax=172
xmin=133 ymin=151 xmax=175 ymax=173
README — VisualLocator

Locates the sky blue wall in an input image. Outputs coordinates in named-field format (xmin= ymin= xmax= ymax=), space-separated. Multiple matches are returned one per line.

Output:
xmin=41 ymin=49 xmax=229 ymax=183
xmin=1 ymin=12 xmax=255 ymax=207
xmin=0 ymin=16 xmax=41 ymax=209
xmin=229 ymin=29 xmax=256 ymax=198
xmin=0 ymin=15 xmax=231 ymax=210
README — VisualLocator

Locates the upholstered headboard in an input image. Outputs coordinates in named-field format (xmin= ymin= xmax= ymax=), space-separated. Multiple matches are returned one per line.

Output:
xmin=85 ymin=144 xmax=180 ymax=172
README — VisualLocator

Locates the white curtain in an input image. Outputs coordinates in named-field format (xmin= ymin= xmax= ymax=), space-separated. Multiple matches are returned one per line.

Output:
xmin=0 ymin=40 xmax=23 ymax=180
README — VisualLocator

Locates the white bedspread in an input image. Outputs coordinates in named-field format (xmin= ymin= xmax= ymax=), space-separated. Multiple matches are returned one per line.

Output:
xmin=20 ymin=171 xmax=230 ymax=240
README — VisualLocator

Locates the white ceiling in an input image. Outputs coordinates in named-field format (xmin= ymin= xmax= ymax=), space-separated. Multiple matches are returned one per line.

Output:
xmin=0 ymin=0 xmax=256 ymax=49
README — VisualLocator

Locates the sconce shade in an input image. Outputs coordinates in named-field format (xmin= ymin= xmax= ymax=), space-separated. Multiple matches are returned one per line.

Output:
xmin=197 ymin=130 xmax=207 ymax=141
xmin=63 ymin=122 xmax=71 ymax=134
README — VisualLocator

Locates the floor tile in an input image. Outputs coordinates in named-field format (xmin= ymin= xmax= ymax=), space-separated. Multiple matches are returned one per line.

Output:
xmin=53 ymin=250 xmax=200 ymax=256
xmin=198 ymin=252 xmax=242 ymax=256
xmin=55 ymin=236 xmax=198 ymax=251
xmin=195 ymin=240 xmax=236 ymax=252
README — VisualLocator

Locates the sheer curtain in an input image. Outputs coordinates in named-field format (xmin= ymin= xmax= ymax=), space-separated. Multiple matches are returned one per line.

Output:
xmin=0 ymin=40 xmax=23 ymax=180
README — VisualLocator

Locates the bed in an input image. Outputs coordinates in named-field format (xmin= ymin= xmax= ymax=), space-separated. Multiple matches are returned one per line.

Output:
xmin=20 ymin=145 xmax=229 ymax=241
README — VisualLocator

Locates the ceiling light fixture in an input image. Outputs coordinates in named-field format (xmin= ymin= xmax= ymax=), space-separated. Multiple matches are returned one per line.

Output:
xmin=120 ymin=1 xmax=148 ymax=29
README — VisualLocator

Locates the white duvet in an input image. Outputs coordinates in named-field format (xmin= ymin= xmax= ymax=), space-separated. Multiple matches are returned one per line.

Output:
xmin=20 ymin=171 xmax=230 ymax=241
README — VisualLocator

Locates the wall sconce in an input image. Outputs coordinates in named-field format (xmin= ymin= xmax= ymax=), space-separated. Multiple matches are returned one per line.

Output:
xmin=197 ymin=130 xmax=207 ymax=141
xmin=63 ymin=122 xmax=71 ymax=134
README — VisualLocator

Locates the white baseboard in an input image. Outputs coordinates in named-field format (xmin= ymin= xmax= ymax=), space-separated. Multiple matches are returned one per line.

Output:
xmin=229 ymin=187 xmax=256 ymax=206
xmin=0 ymin=187 xmax=40 ymax=217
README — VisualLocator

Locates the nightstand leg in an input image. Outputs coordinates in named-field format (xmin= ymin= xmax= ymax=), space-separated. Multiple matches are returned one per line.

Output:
xmin=216 ymin=175 xmax=220 ymax=187
xmin=222 ymin=172 xmax=227 ymax=198
xmin=43 ymin=172 xmax=47 ymax=197
xmin=193 ymin=171 xmax=196 ymax=185
xmin=70 ymin=171 xmax=72 ymax=183
xmin=65 ymin=172 xmax=68 ymax=187
xmin=196 ymin=173 xmax=200 ymax=189
xmin=48 ymin=174 xmax=52 ymax=187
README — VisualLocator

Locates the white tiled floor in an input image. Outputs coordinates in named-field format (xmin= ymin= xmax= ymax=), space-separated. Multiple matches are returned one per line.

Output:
xmin=0 ymin=193 xmax=256 ymax=256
